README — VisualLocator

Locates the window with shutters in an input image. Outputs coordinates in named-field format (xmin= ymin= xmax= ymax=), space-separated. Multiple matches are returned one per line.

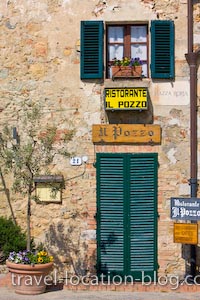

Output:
xmin=106 ymin=24 xmax=148 ymax=79
xmin=80 ymin=20 xmax=174 ymax=80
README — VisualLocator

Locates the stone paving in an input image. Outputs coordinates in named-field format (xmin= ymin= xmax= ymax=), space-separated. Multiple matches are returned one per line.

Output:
xmin=0 ymin=288 xmax=199 ymax=300
xmin=0 ymin=287 xmax=200 ymax=300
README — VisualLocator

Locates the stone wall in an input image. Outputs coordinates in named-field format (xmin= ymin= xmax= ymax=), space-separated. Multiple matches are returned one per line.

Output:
xmin=0 ymin=0 xmax=200 ymax=279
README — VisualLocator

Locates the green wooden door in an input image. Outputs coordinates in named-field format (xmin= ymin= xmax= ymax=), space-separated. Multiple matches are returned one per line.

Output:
xmin=96 ymin=153 xmax=158 ymax=281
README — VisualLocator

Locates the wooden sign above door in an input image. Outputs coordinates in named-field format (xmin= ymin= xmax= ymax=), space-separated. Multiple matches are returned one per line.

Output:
xmin=92 ymin=124 xmax=161 ymax=144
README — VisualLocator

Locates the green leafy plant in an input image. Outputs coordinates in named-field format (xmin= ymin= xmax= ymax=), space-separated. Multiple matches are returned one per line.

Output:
xmin=111 ymin=56 xmax=143 ymax=66
xmin=0 ymin=217 xmax=27 ymax=261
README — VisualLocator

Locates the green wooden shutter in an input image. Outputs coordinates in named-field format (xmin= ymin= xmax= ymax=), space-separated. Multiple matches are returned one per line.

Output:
xmin=96 ymin=153 xmax=158 ymax=281
xmin=151 ymin=20 xmax=174 ymax=79
xmin=80 ymin=21 xmax=104 ymax=79
xmin=96 ymin=155 xmax=125 ymax=277
xmin=129 ymin=154 xmax=158 ymax=281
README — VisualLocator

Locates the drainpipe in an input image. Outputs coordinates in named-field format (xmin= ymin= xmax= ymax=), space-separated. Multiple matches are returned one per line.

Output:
xmin=185 ymin=0 xmax=198 ymax=280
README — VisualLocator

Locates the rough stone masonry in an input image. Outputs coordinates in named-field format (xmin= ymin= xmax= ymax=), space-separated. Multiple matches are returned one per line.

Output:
xmin=0 ymin=0 xmax=200 ymax=280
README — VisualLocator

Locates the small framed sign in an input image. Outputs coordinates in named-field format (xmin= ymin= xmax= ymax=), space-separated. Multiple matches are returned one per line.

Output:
xmin=34 ymin=175 xmax=64 ymax=203
xmin=171 ymin=197 xmax=200 ymax=221
xmin=174 ymin=223 xmax=198 ymax=245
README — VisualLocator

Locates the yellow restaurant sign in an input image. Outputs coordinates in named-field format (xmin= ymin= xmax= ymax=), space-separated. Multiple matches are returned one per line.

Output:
xmin=104 ymin=87 xmax=148 ymax=110
xmin=174 ymin=223 xmax=198 ymax=245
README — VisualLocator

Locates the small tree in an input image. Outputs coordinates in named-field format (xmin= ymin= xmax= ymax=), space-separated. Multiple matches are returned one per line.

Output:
xmin=0 ymin=101 xmax=74 ymax=250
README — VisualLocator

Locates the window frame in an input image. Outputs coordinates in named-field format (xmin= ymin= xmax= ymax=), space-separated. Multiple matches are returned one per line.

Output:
xmin=80 ymin=20 xmax=174 ymax=80
xmin=106 ymin=23 xmax=149 ymax=79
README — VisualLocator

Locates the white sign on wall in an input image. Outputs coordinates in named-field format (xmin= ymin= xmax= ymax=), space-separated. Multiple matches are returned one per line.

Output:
xmin=151 ymin=81 xmax=189 ymax=106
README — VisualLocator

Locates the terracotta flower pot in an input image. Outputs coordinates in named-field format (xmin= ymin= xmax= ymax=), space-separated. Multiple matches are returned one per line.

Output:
xmin=111 ymin=65 xmax=142 ymax=78
xmin=6 ymin=260 xmax=53 ymax=295
xmin=132 ymin=65 xmax=142 ymax=77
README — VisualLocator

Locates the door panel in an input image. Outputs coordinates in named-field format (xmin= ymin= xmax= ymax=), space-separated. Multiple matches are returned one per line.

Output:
xmin=96 ymin=153 xmax=158 ymax=281
xmin=129 ymin=155 xmax=157 ymax=280
xmin=97 ymin=155 xmax=125 ymax=276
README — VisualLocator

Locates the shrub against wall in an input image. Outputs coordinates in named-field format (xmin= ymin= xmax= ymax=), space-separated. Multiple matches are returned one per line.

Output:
xmin=0 ymin=217 xmax=27 ymax=262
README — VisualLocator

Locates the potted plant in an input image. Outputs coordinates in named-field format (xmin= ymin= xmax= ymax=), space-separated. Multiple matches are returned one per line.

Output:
xmin=111 ymin=57 xmax=143 ymax=78
xmin=6 ymin=249 xmax=54 ymax=295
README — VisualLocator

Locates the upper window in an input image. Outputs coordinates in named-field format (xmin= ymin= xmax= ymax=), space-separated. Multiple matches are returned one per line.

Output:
xmin=107 ymin=24 xmax=148 ymax=78
xmin=80 ymin=20 xmax=174 ymax=80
